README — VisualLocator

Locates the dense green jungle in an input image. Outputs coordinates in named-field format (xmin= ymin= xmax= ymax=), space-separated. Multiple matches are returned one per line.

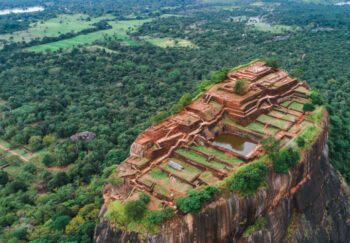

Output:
xmin=0 ymin=0 xmax=349 ymax=242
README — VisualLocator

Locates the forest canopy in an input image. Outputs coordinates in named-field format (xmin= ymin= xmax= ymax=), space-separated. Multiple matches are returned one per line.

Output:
xmin=0 ymin=0 xmax=349 ymax=242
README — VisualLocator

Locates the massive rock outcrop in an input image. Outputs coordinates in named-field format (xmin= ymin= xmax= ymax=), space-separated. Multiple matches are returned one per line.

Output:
xmin=94 ymin=113 xmax=350 ymax=242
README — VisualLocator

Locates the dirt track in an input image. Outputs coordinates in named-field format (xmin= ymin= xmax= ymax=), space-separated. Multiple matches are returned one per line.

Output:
xmin=0 ymin=144 xmax=29 ymax=162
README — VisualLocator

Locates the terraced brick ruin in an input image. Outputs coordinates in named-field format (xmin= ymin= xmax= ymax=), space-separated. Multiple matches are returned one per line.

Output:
xmin=104 ymin=61 xmax=313 ymax=208
xmin=95 ymin=61 xmax=350 ymax=243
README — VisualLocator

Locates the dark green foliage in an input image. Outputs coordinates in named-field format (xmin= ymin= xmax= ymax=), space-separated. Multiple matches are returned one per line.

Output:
xmin=5 ymin=181 xmax=27 ymax=194
xmin=210 ymin=69 xmax=229 ymax=83
xmin=0 ymin=171 xmax=9 ymax=185
xmin=262 ymin=137 xmax=280 ymax=155
xmin=28 ymin=135 xmax=43 ymax=151
xmin=303 ymin=103 xmax=315 ymax=112
xmin=263 ymin=137 xmax=300 ymax=173
xmin=328 ymin=114 xmax=350 ymax=182
xmin=48 ymin=172 xmax=70 ymax=191
xmin=124 ymin=193 xmax=150 ymax=221
xmin=272 ymin=148 xmax=300 ymax=174
xmin=176 ymin=186 xmax=220 ymax=214
xmin=139 ymin=192 xmax=151 ymax=204
xmin=145 ymin=207 xmax=174 ymax=225
xmin=227 ymin=162 xmax=267 ymax=195
xmin=10 ymin=227 xmax=27 ymax=241
xmin=243 ymin=217 xmax=267 ymax=237
xmin=264 ymin=58 xmax=279 ymax=68
xmin=51 ymin=215 xmax=71 ymax=231
xmin=234 ymin=79 xmax=247 ymax=95
xmin=296 ymin=136 xmax=306 ymax=148
xmin=0 ymin=0 xmax=350 ymax=241
xmin=41 ymin=153 xmax=55 ymax=166
xmin=178 ymin=93 xmax=193 ymax=107
xmin=310 ymin=90 xmax=323 ymax=105
xmin=0 ymin=213 xmax=16 ymax=227
xmin=23 ymin=163 xmax=36 ymax=173
xmin=170 ymin=93 xmax=194 ymax=114
xmin=150 ymin=111 xmax=170 ymax=124
xmin=197 ymin=80 xmax=212 ymax=91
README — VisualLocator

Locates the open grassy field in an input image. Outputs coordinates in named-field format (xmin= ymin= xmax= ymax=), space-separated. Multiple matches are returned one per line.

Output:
xmin=86 ymin=45 xmax=119 ymax=54
xmin=27 ymin=19 xmax=153 ymax=52
xmin=252 ymin=22 xmax=299 ymax=33
xmin=144 ymin=37 xmax=197 ymax=48
xmin=0 ymin=139 xmax=11 ymax=149
xmin=0 ymin=14 xmax=115 ymax=44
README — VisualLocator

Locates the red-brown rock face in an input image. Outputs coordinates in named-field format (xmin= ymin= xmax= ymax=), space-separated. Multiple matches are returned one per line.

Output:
xmin=94 ymin=112 xmax=350 ymax=243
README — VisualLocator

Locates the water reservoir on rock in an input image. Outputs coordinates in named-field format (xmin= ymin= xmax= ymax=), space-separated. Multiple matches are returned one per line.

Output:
xmin=212 ymin=134 xmax=257 ymax=157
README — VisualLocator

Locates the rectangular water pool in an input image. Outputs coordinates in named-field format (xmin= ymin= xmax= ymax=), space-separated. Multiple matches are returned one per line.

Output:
xmin=212 ymin=133 xmax=258 ymax=158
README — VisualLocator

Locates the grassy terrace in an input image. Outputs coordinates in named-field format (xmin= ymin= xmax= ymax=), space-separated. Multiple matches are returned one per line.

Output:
xmin=175 ymin=148 xmax=227 ymax=170
xmin=199 ymin=171 xmax=219 ymax=184
xmin=289 ymin=102 xmax=304 ymax=112
xmin=192 ymin=145 xmax=242 ymax=165
xmin=140 ymin=167 xmax=193 ymax=195
xmin=281 ymin=100 xmax=292 ymax=107
xmin=268 ymin=110 xmax=297 ymax=122
xmin=149 ymin=167 xmax=168 ymax=179
xmin=160 ymin=158 xmax=200 ymax=182
xmin=257 ymin=114 xmax=292 ymax=130
xmin=246 ymin=122 xmax=279 ymax=135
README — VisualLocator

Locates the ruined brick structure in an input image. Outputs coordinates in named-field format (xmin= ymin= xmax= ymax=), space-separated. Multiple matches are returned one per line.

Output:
xmin=104 ymin=61 xmax=313 ymax=208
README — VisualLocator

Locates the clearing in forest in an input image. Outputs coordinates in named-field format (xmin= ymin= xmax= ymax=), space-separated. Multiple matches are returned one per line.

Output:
xmin=0 ymin=14 xmax=115 ymax=45
xmin=143 ymin=37 xmax=197 ymax=48
xmin=27 ymin=18 xmax=155 ymax=52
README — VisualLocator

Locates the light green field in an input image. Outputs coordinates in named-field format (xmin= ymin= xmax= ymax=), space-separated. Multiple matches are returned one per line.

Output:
xmin=246 ymin=122 xmax=279 ymax=135
xmin=144 ymin=37 xmax=197 ymax=48
xmin=86 ymin=45 xmax=119 ymax=54
xmin=268 ymin=110 xmax=297 ymax=122
xmin=249 ymin=22 xmax=300 ymax=34
xmin=257 ymin=114 xmax=292 ymax=130
xmin=289 ymin=102 xmax=304 ymax=112
xmin=27 ymin=19 xmax=152 ymax=52
xmin=0 ymin=14 xmax=115 ymax=44
xmin=199 ymin=171 xmax=219 ymax=184
xmin=0 ymin=139 xmax=11 ymax=149
xmin=160 ymin=158 xmax=200 ymax=181
xmin=176 ymin=148 xmax=226 ymax=170
xmin=192 ymin=145 xmax=242 ymax=165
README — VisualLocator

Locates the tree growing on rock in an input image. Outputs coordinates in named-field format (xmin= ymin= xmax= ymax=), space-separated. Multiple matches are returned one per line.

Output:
xmin=234 ymin=79 xmax=248 ymax=95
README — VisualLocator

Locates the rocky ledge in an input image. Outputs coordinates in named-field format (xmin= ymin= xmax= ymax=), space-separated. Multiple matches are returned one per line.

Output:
xmin=94 ymin=112 xmax=350 ymax=243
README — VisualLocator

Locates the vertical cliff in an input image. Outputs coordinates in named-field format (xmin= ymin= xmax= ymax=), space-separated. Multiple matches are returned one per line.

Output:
xmin=94 ymin=113 xmax=350 ymax=243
